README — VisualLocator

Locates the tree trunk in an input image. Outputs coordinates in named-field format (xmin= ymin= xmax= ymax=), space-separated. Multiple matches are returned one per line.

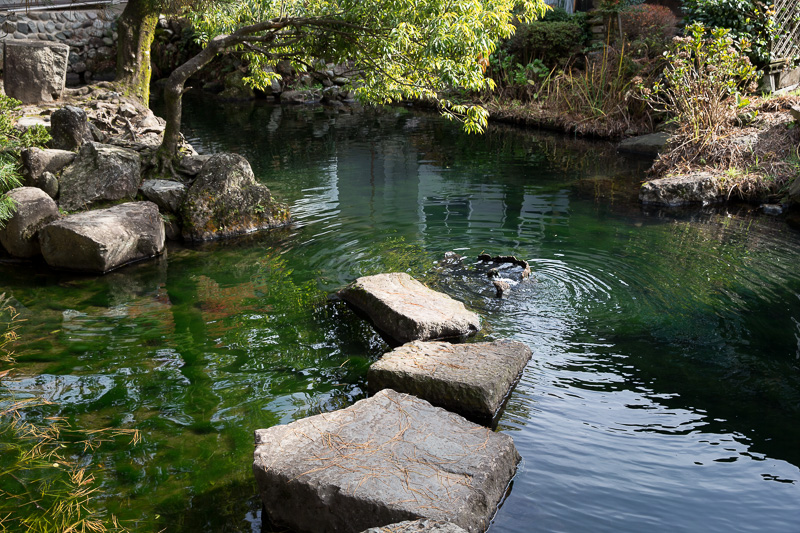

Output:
xmin=157 ymin=39 xmax=223 ymax=163
xmin=156 ymin=19 xmax=289 ymax=164
xmin=116 ymin=0 xmax=159 ymax=104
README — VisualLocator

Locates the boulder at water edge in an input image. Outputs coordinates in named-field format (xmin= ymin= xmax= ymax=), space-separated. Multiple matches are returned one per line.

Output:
xmin=3 ymin=40 xmax=69 ymax=104
xmin=21 ymin=147 xmax=77 ymax=198
xmin=58 ymin=142 xmax=141 ymax=211
xmin=0 ymin=187 xmax=60 ymax=258
xmin=639 ymin=172 xmax=723 ymax=207
xmin=39 ymin=202 xmax=164 ymax=273
xmin=180 ymin=153 xmax=289 ymax=241
xmin=338 ymin=272 xmax=480 ymax=344
xmin=360 ymin=520 xmax=468 ymax=533
xmin=368 ymin=340 xmax=532 ymax=424
xmin=253 ymin=389 xmax=520 ymax=533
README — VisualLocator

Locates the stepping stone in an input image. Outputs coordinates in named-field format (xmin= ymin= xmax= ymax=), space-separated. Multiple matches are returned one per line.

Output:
xmin=338 ymin=273 xmax=480 ymax=344
xmin=39 ymin=201 xmax=165 ymax=273
xmin=361 ymin=520 xmax=468 ymax=533
xmin=368 ymin=340 xmax=531 ymax=425
xmin=253 ymin=389 xmax=520 ymax=533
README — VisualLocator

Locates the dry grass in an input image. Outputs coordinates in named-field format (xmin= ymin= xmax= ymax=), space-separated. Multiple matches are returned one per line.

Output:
xmin=650 ymin=94 xmax=800 ymax=202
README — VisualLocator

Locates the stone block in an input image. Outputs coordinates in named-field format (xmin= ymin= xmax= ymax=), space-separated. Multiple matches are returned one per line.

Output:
xmin=338 ymin=273 xmax=480 ymax=344
xmin=3 ymin=39 xmax=69 ymax=104
xmin=368 ymin=340 xmax=531 ymax=424
xmin=140 ymin=179 xmax=187 ymax=214
xmin=40 ymin=201 xmax=165 ymax=273
xmin=254 ymin=389 xmax=520 ymax=533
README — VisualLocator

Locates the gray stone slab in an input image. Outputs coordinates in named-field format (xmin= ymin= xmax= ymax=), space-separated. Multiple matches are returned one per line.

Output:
xmin=3 ymin=39 xmax=68 ymax=104
xmin=40 ymin=201 xmax=164 ymax=273
xmin=361 ymin=520 xmax=468 ymax=533
xmin=139 ymin=179 xmax=186 ymax=214
xmin=617 ymin=132 xmax=670 ymax=157
xmin=338 ymin=273 xmax=480 ymax=344
xmin=253 ymin=388 xmax=519 ymax=533
xmin=639 ymin=172 xmax=723 ymax=207
xmin=368 ymin=340 xmax=531 ymax=425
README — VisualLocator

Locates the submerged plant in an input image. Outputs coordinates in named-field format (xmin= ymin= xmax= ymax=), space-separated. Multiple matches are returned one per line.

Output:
xmin=0 ymin=294 xmax=139 ymax=533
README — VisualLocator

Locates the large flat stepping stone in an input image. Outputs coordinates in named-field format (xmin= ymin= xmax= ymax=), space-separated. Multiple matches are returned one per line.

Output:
xmin=361 ymin=520 xmax=467 ymax=533
xmin=338 ymin=273 xmax=480 ymax=344
xmin=39 ymin=201 xmax=165 ymax=273
xmin=368 ymin=340 xmax=531 ymax=425
xmin=253 ymin=389 xmax=520 ymax=533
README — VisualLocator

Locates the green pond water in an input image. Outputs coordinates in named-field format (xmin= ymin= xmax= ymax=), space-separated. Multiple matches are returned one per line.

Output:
xmin=2 ymin=95 xmax=800 ymax=532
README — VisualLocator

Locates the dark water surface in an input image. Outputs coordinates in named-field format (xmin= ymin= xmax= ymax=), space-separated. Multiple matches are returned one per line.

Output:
xmin=2 ymin=95 xmax=800 ymax=532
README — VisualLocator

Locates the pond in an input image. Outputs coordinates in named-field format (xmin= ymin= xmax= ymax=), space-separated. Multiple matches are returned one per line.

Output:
xmin=2 ymin=95 xmax=800 ymax=532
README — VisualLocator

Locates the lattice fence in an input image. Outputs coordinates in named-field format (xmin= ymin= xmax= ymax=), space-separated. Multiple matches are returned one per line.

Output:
xmin=772 ymin=0 xmax=800 ymax=61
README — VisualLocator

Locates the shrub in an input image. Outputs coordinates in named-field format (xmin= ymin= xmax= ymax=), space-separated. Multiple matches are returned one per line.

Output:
xmin=682 ymin=0 xmax=777 ymax=66
xmin=622 ymin=4 xmax=678 ymax=42
xmin=542 ymin=43 xmax=655 ymax=136
xmin=542 ymin=6 xmax=571 ymax=22
xmin=505 ymin=20 xmax=585 ymax=67
xmin=643 ymin=23 xmax=759 ymax=162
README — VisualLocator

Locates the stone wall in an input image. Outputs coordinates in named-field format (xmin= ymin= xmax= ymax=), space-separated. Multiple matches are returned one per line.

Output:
xmin=1 ymin=9 xmax=118 ymax=83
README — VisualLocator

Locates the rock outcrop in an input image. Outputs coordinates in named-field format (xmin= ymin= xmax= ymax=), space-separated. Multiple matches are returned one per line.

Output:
xmin=639 ymin=172 xmax=723 ymax=207
xmin=338 ymin=273 xmax=480 ymax=344
xmin=58 ymin=142 xmax=141 ymax=211
xmin=20 ymin=147 xmax=76 ymax=198
xmin=2 ymin=39 xmax=69 ymax=104
xmin=368 ymin=340 xmax=532 ymax=424
xmin=49 ymin=106 xmax=92 ymax=151
xmin=253 ymin=389 xmax=520 ymax=533
xmin=180 ymin=153 xmax=289 ymax=241
xmin=39 ymin=201 xmax=164 ymax=273
xmin=0 ymin=187 xmax=60 ymax=258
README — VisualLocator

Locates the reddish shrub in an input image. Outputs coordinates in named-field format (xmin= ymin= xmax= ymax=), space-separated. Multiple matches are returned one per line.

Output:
xmin=621 ymin=4 xmax=678 ymax=41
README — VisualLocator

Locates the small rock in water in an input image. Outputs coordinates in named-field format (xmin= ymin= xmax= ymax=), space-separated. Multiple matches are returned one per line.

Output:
xmin=478 ymin=254 xmax=531 ymax=280
xmin=493 ymin=279 xmax=510 ymax=297
xmin=761 ymin=203 xmax=785 ymax=216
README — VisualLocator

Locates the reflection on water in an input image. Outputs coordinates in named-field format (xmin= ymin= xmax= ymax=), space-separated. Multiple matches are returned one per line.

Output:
xmin=2 ymin=97 xmax=799 ymax=531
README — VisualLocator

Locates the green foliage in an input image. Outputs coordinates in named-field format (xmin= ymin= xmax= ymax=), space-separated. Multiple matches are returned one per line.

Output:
xmin=682 ymin=0 xmax=777 ymax=66
xmin=0 ymin=95 xmax=51 ymax=228
xmin=188 ymin=0 xmax=548 ymax=134
xmin=505 ymin=20 xmax=585 ymax=68
xmin=643 ymin=23 xmax=759 ymax=154
xmin=541 ymin=6 xmax=570 ymax=22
